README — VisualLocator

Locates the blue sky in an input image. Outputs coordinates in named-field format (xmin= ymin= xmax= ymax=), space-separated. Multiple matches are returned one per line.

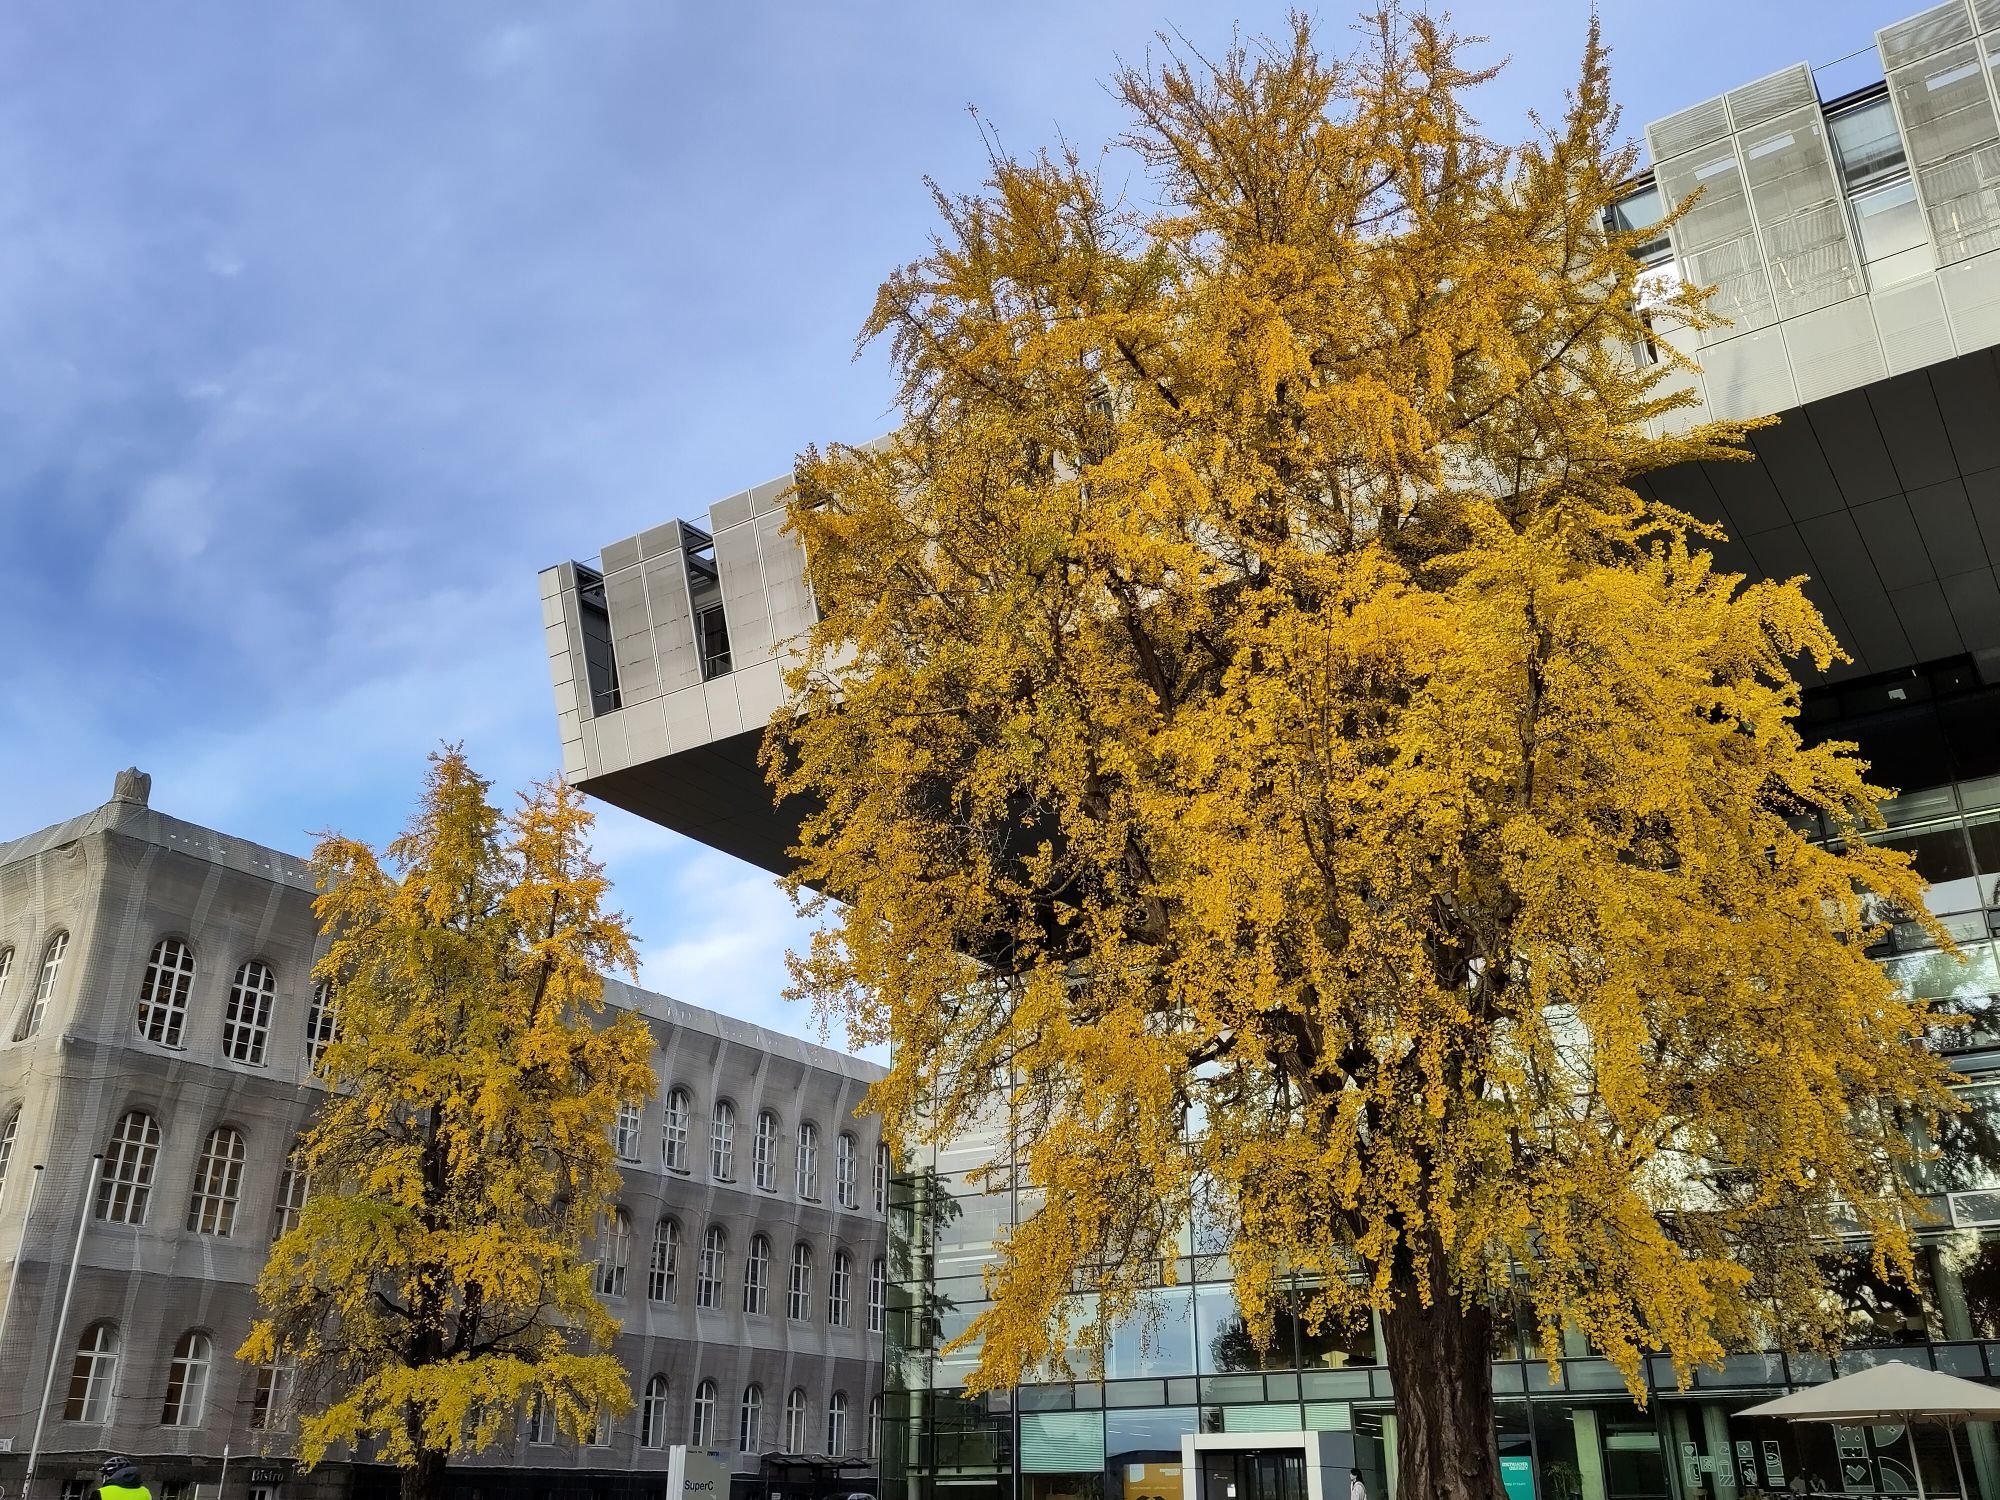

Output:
xmin=0 ymin=0 xmax=1900 ymax=1043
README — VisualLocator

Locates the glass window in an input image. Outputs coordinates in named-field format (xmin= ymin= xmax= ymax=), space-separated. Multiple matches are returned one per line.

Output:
xmin=0 ymin=947 xmax=14 ymax=1018
xmin=711 ymin=1100 xmax=735 ymax=1180
xmin=837 ymin=1132 xmax=859 ymax=1208
xmin=641 ymin=1375 xmax=670 ymax=1449
xmin=740 ymin=1384 xmax=764 ymax=1453
xmin=829 ymin=1250 xmax=852 ymax=1327
xmin=691 ymin=1380 xmax=717 ymax=1447
xmin=650 ymin=1218 xmax=680 ymax=1303
xmin=161 ymin=1330 xmax=212 ymax=1427
xmin=18 ymin=931 xmax=68 ymax=1040
xmin=524 ymin=1391 xmax=554 ymax=1445
xmin=745 ymin=1234 xmax=771 ymax=1315
xmin=698 ymin=1225 xmax=727 ymax=1309
xmin=827 ymin=1391 xmax=849 ymax=1456
xmin=614 ymin=1100 xmax=642 ymax=1161
xmin=271 ymin=1143 xmax=310 ymax=1243
xmin=222 ymin=959 xmax=276 ymax=1065
xmin=869 ymin=1256 xmax=887 ymax=1334
xmin=304 ymin=980 xmax=338 ymax=1072
xmin=869 ymin=1394 xmax=882 ymax=1462
xmin=1107 ymin=1287 xmax=1197 ymax=1379
xmin=63 ymin=1322 xmax=119 ymax=1422
xmin=1105 ymin=1407 xmax=1197 ymax=1491
xmin=875 ymin=1141 xmax=891 ymax=1213
xmin=596 ymin=1207 xmax=631 ymax=1297
xmin=1874 ymin=822 xmax=1980 ymax=915
xmin=789 ymin=1241 xmax=815 ymax=1321
xmin=663 ymin=1087 xmax=690 ymax=1171
xmin=249 ymin=1360 xmax=290 ymax=1431
xmin=1609 ymin=184 xmax=1672 ymax=265
xmin=137 ymin=936 xmax=197 ymax=1047
xmin=187 ymin=1125 xmax=247 ymax=1236
xmin=797 ymin=1121 xmax=820 ymax=1198
xmin=1832 ymin=96 xmax=1909 ymax=190
xmin=97 ymin=1110 xmax=161 ymax=1225
xmin=1853 ymin=179 xmax=1938 ymax=287
xmin=754 ymin=1110 xmax=779 ymax=1190
xmin=1195 ymin=1284 xmax=1295 ymax=1373
xmin=0 ymin=1105 xmax=20 ymax=1204
xmin=785 ymin=1388 xmax=809 ymax=1453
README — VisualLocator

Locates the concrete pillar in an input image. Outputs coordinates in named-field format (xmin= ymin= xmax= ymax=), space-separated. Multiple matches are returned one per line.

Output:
xmin=1700 ymin=1405 xmax=1739 ymax=1500
xmin=1930 ymin=1244 xmax=2000 ymax=1500
xmin=1571 ymin=1408 xmax=1609 ymax=1500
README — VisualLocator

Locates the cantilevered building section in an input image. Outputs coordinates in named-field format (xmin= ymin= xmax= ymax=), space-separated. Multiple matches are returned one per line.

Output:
xmin=543 ymin=0 xmax=2000 ymax=878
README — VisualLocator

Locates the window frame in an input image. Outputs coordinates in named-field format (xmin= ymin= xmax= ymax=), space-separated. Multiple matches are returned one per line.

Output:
xmin=187 ymin=1124 xmax=248 ymax=1237
xmin=740 ymin=1383 xmax=764 ymax=1454
xmin=649 ymin=1217 xmax=681 ymax=1304
xmin=17 ymin=930 xmax=68 ymax=1040
xmin=596 ymin=1206 xmax=632 ymax=1297
xmin=710 ymin=1099 xmax=736 ymax=1181
xmin=97 ymin=1109 xmax=162 ymax=1225
xmin=663 ymin=1087 xmax=691 ymax=1172
xmin=828 ymin=1249 xmax=852 ymax=1327
xmin=787 ymin=1241 xmax=814 ymax=1322
xmin=641 ymin=1374 xmax=670 ymax=1450
xmin=691 ymin=1379 xmax=717 ymax=1448
xmin=754 ymin=1109 xmax=779 ymax=1190
xmin=136 ymin=936 xmax=198 ymax=1049
xmin=221 ymin=958 xmax=277 ymax=1066
xmin=63 ymin=1321 xmax=120 ymax=1423
xmin=697 ymin=1224 xmax=727 ymax=1310
xmin=836 ymin=1131 xmax=858 ymax=1208
xmin=796 ymin=1120 xmax=819 ymax=1199
xmin=161 ymin=1329 xmax=213 ymax=1428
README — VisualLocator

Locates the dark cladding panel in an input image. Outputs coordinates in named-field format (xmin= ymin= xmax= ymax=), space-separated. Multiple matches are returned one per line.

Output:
xmin=1850 ymin=495 xmax=1938 ymax=589
xmin=1889 ymin=578 xmax=1969 ymax=657
xmin=1868 ymin=369 xmax=1962 ymax=490
xmin=1750 ymin=416 xmax=1848 ymax=521
xmin=1807 ymin=391 xmax=1903 ymax=505
xmin=1907 ymin=477 xmax=1988 ymax=575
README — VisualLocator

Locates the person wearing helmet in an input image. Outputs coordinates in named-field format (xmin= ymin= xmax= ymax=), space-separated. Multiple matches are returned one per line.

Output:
xmin=96 ymin=1456 xmax=149 ymax=1500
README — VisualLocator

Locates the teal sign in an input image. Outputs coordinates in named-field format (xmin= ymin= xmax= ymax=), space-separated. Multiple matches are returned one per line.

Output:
xmin=1501 ymin=1455 xmax=1537 ymax=1500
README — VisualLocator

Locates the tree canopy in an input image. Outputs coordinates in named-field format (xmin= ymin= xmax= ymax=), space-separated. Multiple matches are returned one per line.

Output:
xmin=769 ymin=13 xmax=1963 ymax=1499
xmin=242 ymin=750 xmax=654 ymax=1500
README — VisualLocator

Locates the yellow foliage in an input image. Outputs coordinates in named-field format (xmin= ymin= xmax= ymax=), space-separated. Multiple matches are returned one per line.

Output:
xmin=769 ymin=5 xmax=1962 ymax=1434
xmin=240 ymin=749 xmax=655 ymax=1485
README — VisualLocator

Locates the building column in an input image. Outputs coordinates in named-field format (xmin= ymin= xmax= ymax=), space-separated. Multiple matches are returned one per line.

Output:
xmin=1570 ymin=1409 xmax=1609 ymax=1500
xmin=1929 ymin=1244 xmax=2000 ymax=1500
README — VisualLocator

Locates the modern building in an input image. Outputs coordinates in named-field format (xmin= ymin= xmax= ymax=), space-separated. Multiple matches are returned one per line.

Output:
xmin=533 ymin=4 xmax=2000 ymax=1500
xmin=0 ymin=773 xmax=889 ymax=1500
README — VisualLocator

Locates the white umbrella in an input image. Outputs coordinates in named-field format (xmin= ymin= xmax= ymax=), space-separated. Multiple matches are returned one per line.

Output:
xmin=1738 ymin=1360 xmax=2000 ymax=1500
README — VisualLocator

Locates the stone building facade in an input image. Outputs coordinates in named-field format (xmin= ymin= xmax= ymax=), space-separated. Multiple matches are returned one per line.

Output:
xmin=0 ymin=774 xmax=887 ymax=1500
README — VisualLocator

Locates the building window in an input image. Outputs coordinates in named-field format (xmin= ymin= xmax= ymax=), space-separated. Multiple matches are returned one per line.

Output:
xmin=710 ymin=1100 xmax=735 ymax=1180
xmin=614 ymin=1099 xmax=642 ymax=1161
xmin=596 ymin=1206 xmax=631 ymax=1297
xmin=305 ymin=980 xmax=339 ymax=1072
xmin=587 ymin=1407 xmax=612 ymax=1447
xmin=0 ymin=947 xmax=13 ymax=1023
xmin=63 ymin=1322 xmax=119 ymax=1422
xmin=271 ymin=1143 xmax=310 ymax=1243
xmin=753 ymin=1109 xmax=779 ymax=1190
xmin=221 ymin=959 xmax=276 ymax=1065
xmin=869 ymin=1256 xmax=887 ymax=1334
xmin=187 ymin=1125 xmax=247 ymax=1236
xmin=868 ymin=1394 xmax=881 ymax=1461
xmin=796 ymin=1121 xmax=819 ymax=1199
xmin=784 ymin=1388 xmax=808 ymax=1454
xmin=17 ymin=931 xmax=67 ymax=1040
xmin=828 ymin=1250 xmax=852 ymax=1327
xmin=836 ymin=1132 xmax=858 ymax=1208
xmin=649 ymin=1217 xmax=680 ymax=1303
xmin=640 ymin=1374 xmax=670 ymax=1450
xmin=524 ymin=1391 xmax=554 ymax=1445
xmin=160 ymin=1330 xmax=212 ymax=1427
xmin=697 ymin=1225 xmax=726 ymax=1309
xmin=744 ymin=1234 xmax=770 ymax=1315
xmin=787 ymin=1241 xmax=814 ymax=1322
xmin=136 ymin=936 xmax=197 ymax=1048
xmin=826 ymin=1392 xmax=847 ymax=1457
xmin=739 ymin=1384 xmax=763 ymax=1453
xmin=0 ymin=1105 xmax=19 ymax=1203
xmin=249 ymin=1360 xmax=291 ymax=1431
xmin=691 ymin=1380 xmax=717 ymax=1448
xmin=663 ymin=1087 xmax=690 ymax=1171
xmin=97 ymin=1110 xmax=161 ymax=1225
xmin=697 ymin=602 xmax=731 ymax=680
xmin=874 ymin=1141 xmax=890 ymax=1214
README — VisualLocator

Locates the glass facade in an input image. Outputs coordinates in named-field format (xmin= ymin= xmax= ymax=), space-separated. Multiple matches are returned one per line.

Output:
xmin=881 ymin=765 xmax=2000 ymax=1500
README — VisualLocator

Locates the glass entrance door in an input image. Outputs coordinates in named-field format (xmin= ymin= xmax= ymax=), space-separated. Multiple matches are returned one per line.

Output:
xmin=1198 ymin=1449 xmax=1309 ymax=1500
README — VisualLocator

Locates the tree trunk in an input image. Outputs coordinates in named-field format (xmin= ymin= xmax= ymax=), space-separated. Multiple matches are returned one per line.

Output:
xmin=400 ymin=1447 xmax=447 ymax=1500
xmin=1379 ymin=1251 xmax=1507 ymax=1500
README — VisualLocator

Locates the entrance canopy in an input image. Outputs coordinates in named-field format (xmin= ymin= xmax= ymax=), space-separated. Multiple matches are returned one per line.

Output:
xmin=1739 ymin=1361 xmax=2000 ymax=1423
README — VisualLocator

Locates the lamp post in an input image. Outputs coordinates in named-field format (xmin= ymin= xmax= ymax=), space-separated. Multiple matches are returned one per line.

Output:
xmin=23 ymin=1155 xmax=104 ymax=1500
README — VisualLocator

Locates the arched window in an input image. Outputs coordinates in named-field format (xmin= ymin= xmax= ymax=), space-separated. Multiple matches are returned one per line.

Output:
xmin=836 ymin=1132 xmax=858 ymax=1208
xmin=663 ymin=1088 xmax=690 ymax=1171
xmin=0 ymin=946 xmax=14 ymax=1018
xmin=739 ymin=1384 xmax=763 ymax=1453
xmin=640 ymin=1374 xmax=670 ymax=1449
xmin=161 ymin=1330 xmax=212 ymax=1426
xmin=874 ymin=1141 xmax=890 ymax=1213
xmin=784 ymin=1387 xmax=808 ymax=1453
xmin=753 ymin=1110 xmax=779 ymax=1190
xmin=271 ymin=1142 xmax=310 ymax=1243
xmin=187 ymin=1125 xmax=247 ymax=1236
xmin=0 ymin=1105 xmax=20 ymax=1203
xmin=869 ymin=1256 xmax=887 ymax=1334
xmin=596 ymin=1207 xmax=631 ymax=1297
xmin=787 ymin=1241 xmax=814 ymax=1321
xmin=828 ymin=1250 xmax=852 ymax=1327
xmin=63 ymin=1322 xmax=119 ymax=1422
xmin=649 ymin=1217 xmax=680 ymax=1303
xmin=615 ymin=1099 xmax=642 ymax=1161
xmin=868 ymin=1394 xmax=882 ymax=1461
xmin=523 ymin=1391 xmax=554 ymax=1445
xmin=17 ymin=931 xmax=67 ymax=1040
xmin=97 ymin=1110 xmax=161 ymax=1224
xmin=743 ymin=1234 xmax=770 ymax=1315
xmin=305 ymin=980 xmax=338 ymax=1072
xmin=690 ymin=1380 xmax=716 ymax=1448
xmin=697 ymin=1225 xmax=726 ymax=1309
xmin=136 ymin=936 xmax=197 ymax=1047
xmin=826 ymin=1391 xmax=848 ymax=1456
xmin=222 ymin=959 xmax=276 ymax=1065
xmin=796 ymin=1121 xmax=819 ymax=1198
xmin=249 ymin=1359 xmax=292 ymax=1431
xmin=710 ymin=1100 xmax=735 ymax=1180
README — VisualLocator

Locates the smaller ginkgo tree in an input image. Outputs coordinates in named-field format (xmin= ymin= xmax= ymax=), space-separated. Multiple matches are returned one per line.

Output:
xmin=241 ymin=749 xmax=655 ymax=1500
